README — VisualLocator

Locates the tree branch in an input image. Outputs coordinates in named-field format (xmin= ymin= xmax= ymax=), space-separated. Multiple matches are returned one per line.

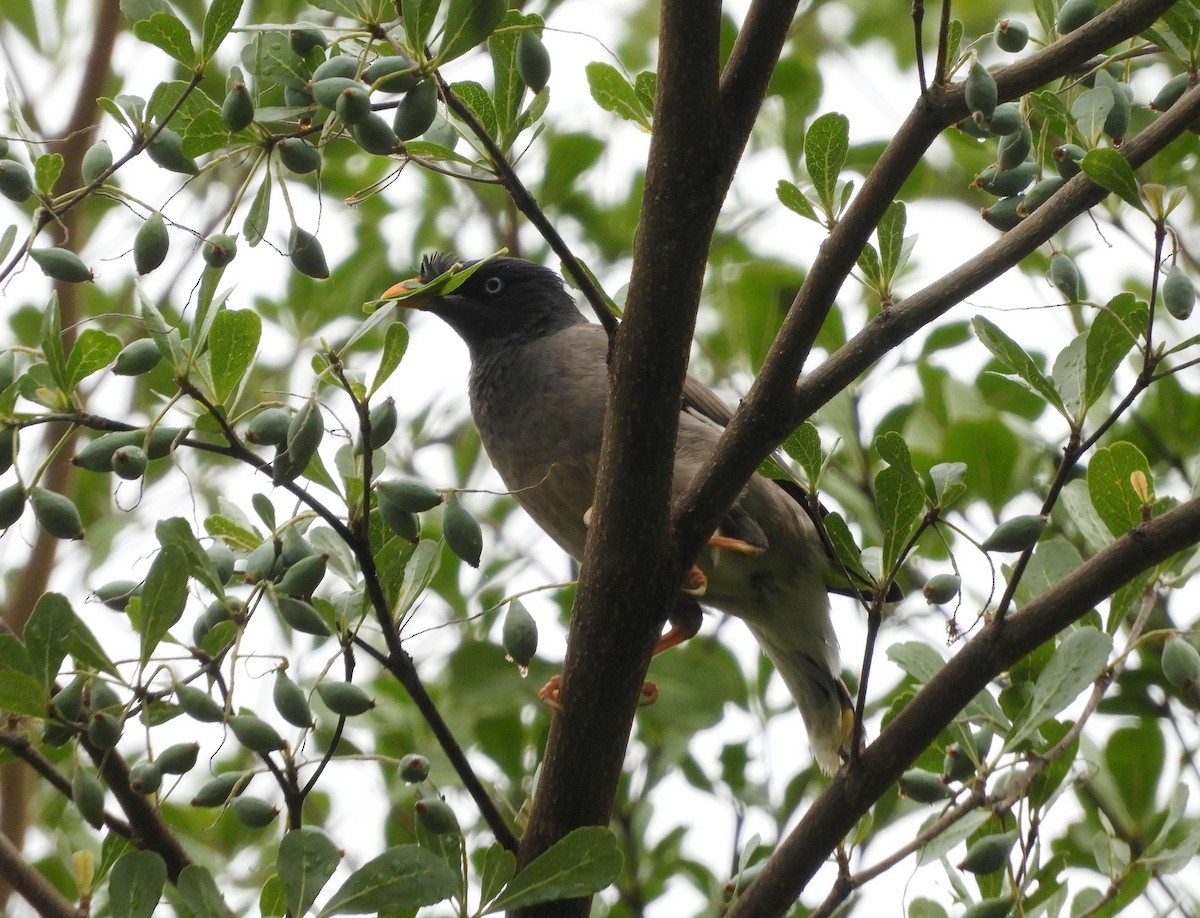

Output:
xmin=727 ymin=495 xmax=1200 ymax=916
xmin=0 ymin=830 xmax=81 ymax=918
xmin=514 ymin=0 xmax=728 ymax=912
xmin=673 ymin=0 xmax=1185 ymax=562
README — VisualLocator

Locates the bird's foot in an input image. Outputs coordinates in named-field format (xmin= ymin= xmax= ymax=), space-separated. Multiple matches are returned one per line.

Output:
xmin=536 ymin=673 xmax=659 ymax=709
xmin=537 ymin=674 xmax=563 ymax=711
xmin=707 ymin=533 xmax=767 ymax=555
xmin=682 ymin=565 xmax=707 ymax=596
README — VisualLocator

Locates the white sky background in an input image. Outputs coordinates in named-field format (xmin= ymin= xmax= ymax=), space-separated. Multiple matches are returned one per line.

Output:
xmin=1 ymin=0 xmax=1198 ymax=915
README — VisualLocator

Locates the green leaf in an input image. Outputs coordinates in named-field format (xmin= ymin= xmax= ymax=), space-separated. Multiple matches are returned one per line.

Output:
xmin=876 ymin=464 xmax=924 ymax=575
xmin=34 ymin=153 xmax=63 ymax=195
xmin=822 ymin=511 xmax=874 ymax=588
xmin=176 ymin=865 xmax=236 ymax=918
xmin=208 ymin=309 xmax=261 ymax=405
xmin=1081 ymin=148 xmax=1144 ymax=212
xmin=156 ymin=517 xmax=225 ymax=597
xmin=201 ymin=0 xmax=242 ymax=63
xmin=402 ymin=0 xmax=440 ymax=50
xmin=877 ymin=201 xmax=907 ymax=281
xmin=139 ymin=543 xmax=189 ymax=667
xmin=66 ymin=608 xmax=119 ymax=677
xmin=804 ymin=112 xmax=849 ymax=218
xmin=181 ymin=109 xmax=229 ymax=157
xmin=23 ymin=592 xmax=72 ymax=688
xmin=0 ymin=224 xmax=16 ymax=264
xmin=319 ymin=844 xmax=458 ymax=915
xmin=1027 ymin=719 xmax=1077 ymax=807
xmin=244 ymin=172 xmax=271 ymax=247
xmin=279 ymin=829 xmax=341 ymax=918
xmin=1087 ymin=442 xmax=1152 ymax=537
xmin=438 ymin=0 xmax=505 ymax=65
xmin=395 ymin=538 xmax=440 ymax=621
xmin=930 ymin=462 xmax=967 ymax=508
xmin=110 ymin=849 xmax=167 ymax=918
xmin=634 ymin=71 xmax=656 ymax=113
xmin=776 ymin=180 xmax=819 ymax=222
xmin=479 ymin=844 xmax=517 ymax=910
xmin=1104 ymin=721 xmax=1163 ymax=828
xmin=488 ymin=11 xmax=539 ymax=146
xmin=448 ymin=80 xmax=497 ymax=141
xmin=0 ymin=635 xmax=48 ymax=716
xmin=780 ymin=421 xmax=822 ymax=486
xmin=1006 ymin=627 xmax=1112 ymax=750
xmin=857 ymin=242 xmax=882 ymax=287
xmin=133 ymin=12 xmax=195 ymax=67
xmin=585 ymin=62 xmax=650 ymax=130
xmin=1085 ymin=293 xmax=1144 ymax=410
xmin=1071 ymin=86 xmax=1113 ymax=145
xmin=972 ymin=316 xmax=1066 ymax=417
xmin=1050 ymin=331 xmax=1087 ymax=423
xmin=486 ymin=827 xmax=622 ymax=912
xmin=66 ymin=328 xmax=122 ymax=388
xmin=240 ymin=31 xmax=309 ymax=90
xmin=41 ymin=294 xmax=68 ymax=393
xmin=370 ymin=322 xmax=409 ymax=396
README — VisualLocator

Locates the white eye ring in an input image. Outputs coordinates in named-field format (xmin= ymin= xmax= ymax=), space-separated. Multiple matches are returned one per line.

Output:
xmin=483 ymin=276 xmax=504 ymax=295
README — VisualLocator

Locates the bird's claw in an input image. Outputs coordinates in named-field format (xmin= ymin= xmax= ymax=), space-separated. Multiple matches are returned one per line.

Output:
xmin=682 ymin=565 xmax=707 ymax=596
xmin=536 ymin=673 xmax=659 ymax=709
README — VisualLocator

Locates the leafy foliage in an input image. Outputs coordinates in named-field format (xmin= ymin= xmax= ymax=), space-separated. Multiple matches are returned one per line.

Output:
xmin=1 ymin=0 xmax=1200 ymax=916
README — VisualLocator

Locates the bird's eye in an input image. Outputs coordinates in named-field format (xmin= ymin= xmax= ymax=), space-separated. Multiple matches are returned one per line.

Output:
xmin=483 ymin=276 xmax=504 ymax=295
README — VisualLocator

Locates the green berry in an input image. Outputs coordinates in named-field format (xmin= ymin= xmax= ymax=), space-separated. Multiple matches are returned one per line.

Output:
xmin=95 ymin=579 xmax=142 ymax=611
xmin=290 ymin=26 xmax=327 ymax=55
xmin=175 ymin=681 xmax=225 ymax=723
xmin=1053 ymin=144 xmax=1086 ymax=179
xmin=0 ymin=483 xmax=24 ymax=529
xmin=278 ymin=596 xmax=330 ymax=636
xmin=277 ymin=552 xmax=327 ymax=598
xmin=350 ymin=113 xmax=399 ymax=155
xmin=1151 ymin=73 xmax=1190 ymax=112
xmin=203 ymin=233 xmax=238 ymax=268
xmin=230 ymin=795 xmax=278 ymax=827
xmin=502 ymin=600 xmax=538 ymax=666
xmin=960 ymin=830 xmax=1019 ymax=874
xmin=228 ymin=714 xmax=285 ymax=753
xmin=1019 ymin=176 xmax=1066 ymax=214
xmin=146 ymin=126 xmax=198 ymax=175
xmin=0 ymin=159 xmax=32 ymax=202
xmin=922 ymin=573 xmax=961 ymax=605
xmin=191 ymin=772 xmax=248 ymax=807
xmin=985 ymin=103 xmax=1023 ymax=136
xmin=312 ymin=56 xmax=360 ymax=82
xmin=364 ymin=397 xmax=398 ymax=450
xmin=981 ymin=514 xmax=1047 ymax=553
xmin=963 ymin=895 xmax=1017 ymax=918
xmin=414 ymin=797 xmax=459 ymax=835
xmin=974 ymin=161 xmax=1038 ymax=197
xmin=399 ymin=753 xmax=430 ymax=783
xmin=207 ymin=541 xmax=236 ymax=585
xmin=516 ymin=31 xmax=551 ymax=92
xmin=87 ymin=710 xmax=123 ymax=749
xmin=112 ymin=445 xmax=148 ymax=480
xmin=156 ymin=741 xmax=201 ymax=775
xmin=129 ymin=760 xmax=163 ymax=794
xmin=246 ymin=407 xmax=292 ymax=446
xmin=29 ymin=486 xmax=84 ymax=539
xmin=393 ymin=80 xmax=438 ymax=140
xmin=443 ymin=498 xmax=482 ymax=567
xmin=1050 ymin=253 xmax=1080 ymax=302
xmin=377 ymin=479 xmax=443 ymax=514
xmin=315 ymin=681 xmax=374 ymax=716
xmin=1162 ymin=263 xmax=1195 ymax=320
xmin=1057 ymin=0 xmax=1101 ymax=33
xmin=113 ymin=338 xmax=163 ymax=375
xmin=288 ymin=227 xmax=330 ymax=279
xmin=965 ymin=59 xmax=998 ymax=120
xmin=981 ymin=195 xmax=1025 ymax=230
xmin=221 ymin=82 xmax=256 ymax=132
xmin=277 ymin=138 xmax=321 ymax=174
xmin=899 ymin=769 xmax=953 ymax=802
xmin=81 ymin=141 xmax=113 ymax=184
xmin=363 ymin=55 xmax=418 ymax=93
xmin=29 ymin=247 xmax=92 ymax=283
xmin=73 ymin=768 xmax=106 ymax=827
xmin=273 ymin=669 xmax=314 ymax=728
xmin=1162 ymin=634 xmax=1200 ymax=690
xmin=311 ymin=77 xmax=362 ymax=111
xmin=994 ymin=19 xmax=1030 ymax=52
xmin=336 ymin=85 xmax=373 ymax=125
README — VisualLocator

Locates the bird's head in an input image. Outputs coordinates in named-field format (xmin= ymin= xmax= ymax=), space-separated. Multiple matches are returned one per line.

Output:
xmin=382 ymin=254 xmax=584 ymax=353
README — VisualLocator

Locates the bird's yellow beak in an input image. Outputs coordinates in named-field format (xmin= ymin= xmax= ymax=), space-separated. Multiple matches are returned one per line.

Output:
xmin=380 ymin=277 xmax=430 ymax=306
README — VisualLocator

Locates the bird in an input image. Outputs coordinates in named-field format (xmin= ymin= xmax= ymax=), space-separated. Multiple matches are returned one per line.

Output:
xmin=383 ymin=253 xmax=853 ymax=774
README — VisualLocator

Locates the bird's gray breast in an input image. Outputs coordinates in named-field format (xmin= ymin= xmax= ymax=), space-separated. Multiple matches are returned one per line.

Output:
xmin=467 ymin=325 xmax=609 ymax=560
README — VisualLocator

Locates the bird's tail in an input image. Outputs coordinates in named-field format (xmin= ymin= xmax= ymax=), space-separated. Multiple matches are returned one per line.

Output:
xmin=747 ymin=624 xmax=853 ymax=775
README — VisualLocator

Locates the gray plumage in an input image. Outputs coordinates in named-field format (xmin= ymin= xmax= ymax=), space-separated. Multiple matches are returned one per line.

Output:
xmin=400 ymin=254 xmax=850 ymax=773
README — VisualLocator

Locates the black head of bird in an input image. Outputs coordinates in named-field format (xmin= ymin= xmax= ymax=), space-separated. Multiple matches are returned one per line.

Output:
xmin=387 ymin=253 xmax=585 ymax=355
